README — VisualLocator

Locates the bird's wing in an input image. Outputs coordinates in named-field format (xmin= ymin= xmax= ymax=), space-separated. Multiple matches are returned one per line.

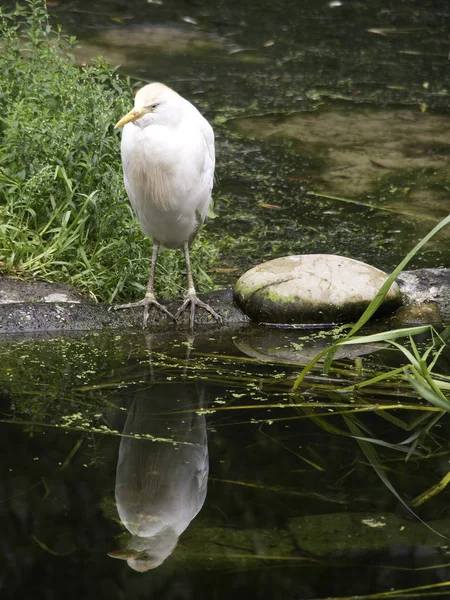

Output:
xmin=199 ymin=114 xmax=215 ymax=169
xmin=197 ymin=115 xmax=215 ymax=214
xmin=187 ymin=117 xmax=215 ymax=247
xmin=200 ymin=114 xmax=215 ymax=203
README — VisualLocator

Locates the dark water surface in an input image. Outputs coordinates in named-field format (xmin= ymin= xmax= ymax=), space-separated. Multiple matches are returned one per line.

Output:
xmin=1 ymin=328 xmax=450 ymax=599
xmin=2 ymin=1 xmax=450 ymax=598
xmin=52 ymin=0 xmax=450 ymax=280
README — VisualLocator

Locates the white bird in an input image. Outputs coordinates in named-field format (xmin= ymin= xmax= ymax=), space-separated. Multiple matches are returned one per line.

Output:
xmin=113 ymin=82 xmax=222 ymax=328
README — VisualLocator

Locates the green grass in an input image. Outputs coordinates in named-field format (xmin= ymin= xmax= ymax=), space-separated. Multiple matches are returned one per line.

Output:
xmin=0 ymin=0 xmax=219 ymax=302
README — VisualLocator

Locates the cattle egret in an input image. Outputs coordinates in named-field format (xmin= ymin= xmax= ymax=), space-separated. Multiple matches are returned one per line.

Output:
xmin=113 ymin=82 xmax=222 ymax=328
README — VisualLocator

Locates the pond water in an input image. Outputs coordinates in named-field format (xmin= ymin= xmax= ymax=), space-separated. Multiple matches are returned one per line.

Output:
xmin=56 ymin=0 xmax=450 ymax=282
xmin=2 ymin=1 xmax=450 ymax=598
xmin=1 ymin=328 xmax=450 ymax=599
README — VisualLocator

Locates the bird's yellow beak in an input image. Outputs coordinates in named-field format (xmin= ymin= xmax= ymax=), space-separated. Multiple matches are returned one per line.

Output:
xmin=114 ymin=107 xmax=148 ymax=129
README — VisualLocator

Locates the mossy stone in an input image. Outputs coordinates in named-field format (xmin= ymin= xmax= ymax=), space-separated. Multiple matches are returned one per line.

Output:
xmin=234 ymin=254 xmax=402 ymax=324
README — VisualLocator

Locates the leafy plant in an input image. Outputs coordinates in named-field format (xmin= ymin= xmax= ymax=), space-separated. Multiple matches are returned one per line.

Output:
xmin=0 ymin=0 xmax=218 ymax=301
xmin=293 ymin=213 xmax=450 ymax=392
xmin=290 ymin=213 xmax=450 ymax=519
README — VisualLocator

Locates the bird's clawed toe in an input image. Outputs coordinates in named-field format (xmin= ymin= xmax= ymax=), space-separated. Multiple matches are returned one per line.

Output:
xmin=142 ymin=298 xmax=177 ymax=328
xmin=111 ymin=292 xmax=222 ymax=329
xmin=176 ymin=294 xmax=223 ymax=329
xmin=112 ymin=294 xmax=177 ymax=327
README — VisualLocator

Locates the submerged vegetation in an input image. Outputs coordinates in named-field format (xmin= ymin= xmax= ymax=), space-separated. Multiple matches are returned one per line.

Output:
xmin=2 ymin=332 xmax=449 ymax=598
xmin=1 ymin=326 xmax=449 ymax=537
xmin=0 ymin=0 xmax=218 ymax=301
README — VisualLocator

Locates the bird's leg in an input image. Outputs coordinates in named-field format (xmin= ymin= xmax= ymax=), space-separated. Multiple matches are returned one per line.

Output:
xmin=176 ymin=242 xmax=223 ymax=329
xmin=113 ymin=242 xmax=177 ymax=327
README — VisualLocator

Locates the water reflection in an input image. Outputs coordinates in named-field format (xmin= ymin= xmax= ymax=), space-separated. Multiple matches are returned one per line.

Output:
xmin=109 ymin=382 xmax=208 ymax=571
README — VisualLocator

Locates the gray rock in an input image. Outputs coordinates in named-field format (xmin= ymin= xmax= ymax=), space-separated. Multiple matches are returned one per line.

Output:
xmin=0 ymin=285 xmax=248 ymax=334
xmin=0 ymin=276 xmax=87 ymax=304
xmin=234 ymin=254 xmax=402 ymax=324
xmin=397 ymin=268 xmax=450 ymax=321
xmin=391 ymin=302 xmax=442 ymax=327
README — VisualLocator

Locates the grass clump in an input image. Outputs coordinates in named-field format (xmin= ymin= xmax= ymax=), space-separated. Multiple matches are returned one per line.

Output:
xmin=0 ymin=0 xmax=218 ymax=302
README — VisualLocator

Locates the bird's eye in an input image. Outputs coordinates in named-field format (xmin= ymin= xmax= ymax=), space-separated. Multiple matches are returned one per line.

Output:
xmin=147 ymin=103 xmax=158 ymax=110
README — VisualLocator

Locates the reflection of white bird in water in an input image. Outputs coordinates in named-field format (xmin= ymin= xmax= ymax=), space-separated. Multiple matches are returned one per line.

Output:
xmin=109 ymin=384 xmax=209 ymax=572
xmin=113 ymin=83 xmax=222 ymax=329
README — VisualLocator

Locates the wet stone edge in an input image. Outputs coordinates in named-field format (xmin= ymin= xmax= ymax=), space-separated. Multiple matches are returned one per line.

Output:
xmin=0 ymin=268 xmax=448 ymax=334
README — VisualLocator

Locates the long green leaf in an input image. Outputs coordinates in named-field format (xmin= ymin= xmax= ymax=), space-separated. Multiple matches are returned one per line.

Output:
xmin=406 ymin=368 xmax=450 ymax=411
xmin=338 ymin=326 xmax=431 ymax=346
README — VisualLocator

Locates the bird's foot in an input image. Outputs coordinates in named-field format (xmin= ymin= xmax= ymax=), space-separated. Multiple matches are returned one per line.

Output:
xmin=112 ymin=292 xmax=177 ymax=328
xmin=176 ymin=293 xmax=223 ymax=329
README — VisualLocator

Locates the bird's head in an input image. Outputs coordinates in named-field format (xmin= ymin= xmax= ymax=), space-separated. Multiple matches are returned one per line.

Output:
xmin=114 ymin=82 xmax=183 ymax=130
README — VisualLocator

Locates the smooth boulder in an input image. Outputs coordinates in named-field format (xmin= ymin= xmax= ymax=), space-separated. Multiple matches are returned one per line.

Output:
xmin=234 ymin=254 xmax=402 ymax=324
